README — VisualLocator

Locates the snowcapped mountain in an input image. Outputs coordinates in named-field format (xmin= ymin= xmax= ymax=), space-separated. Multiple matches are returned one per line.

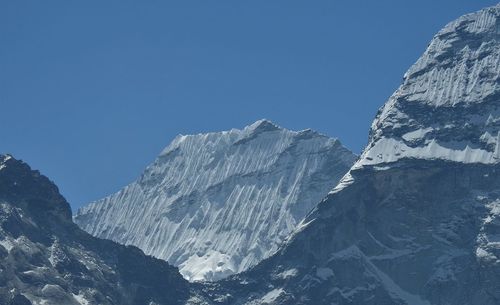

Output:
xmin=202 ymin=4 xmax=500 ymax=305
xmin=74 ymin=120 xmax=356 ymax=281
xmin=7 ymin=3 xmax=499 ymax=304
xmin=0 ymin=155 xmax=200 ymax=305
xmin=358 ymin=3 xmax=500 ymax=168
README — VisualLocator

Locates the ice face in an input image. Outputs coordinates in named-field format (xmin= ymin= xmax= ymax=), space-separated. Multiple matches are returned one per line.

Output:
xmin=74 ymin=120 xmax=355 ymax=281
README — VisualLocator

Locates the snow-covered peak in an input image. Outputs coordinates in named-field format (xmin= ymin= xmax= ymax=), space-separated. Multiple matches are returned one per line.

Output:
xmin=0 ymin=154 xmax=13 ymax=170
xmin=75 ymin=121 xmax=355 ymax=281
xmin=355 ymin=4 xmax=500 ymax=168
xmin=0 ymin=156 xmax=7 ymax=171
xmin=0 ymin=154 xmax=13 ymax=161
xmin=160 ymin=119 xmax=282 ymax=156
xmin=400 ymin=4 xmax=499 ymax=107
xmin=436 ymin=4 xmax=499 ymax=37
xmin=245 ymin=118 xmax=281 ymax=133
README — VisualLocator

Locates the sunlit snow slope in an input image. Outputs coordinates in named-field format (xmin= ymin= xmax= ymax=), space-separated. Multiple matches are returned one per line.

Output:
xmin=74 ymin=120 xmax=356 ymax=281
xmin=357 ymin=4 xmax=500 ymax=168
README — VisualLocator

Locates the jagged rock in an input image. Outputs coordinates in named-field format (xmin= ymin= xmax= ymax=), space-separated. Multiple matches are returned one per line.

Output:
xmin=0 ymin=155 xmax=194 ymax=305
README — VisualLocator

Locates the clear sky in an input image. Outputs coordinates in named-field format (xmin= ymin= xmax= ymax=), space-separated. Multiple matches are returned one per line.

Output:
xmin=1 ymin=1 xmax=498 ymax=211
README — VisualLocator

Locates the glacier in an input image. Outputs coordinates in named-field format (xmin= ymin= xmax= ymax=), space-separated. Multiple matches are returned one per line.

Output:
xmin=74 ymin=119 xmax=356 ymax=281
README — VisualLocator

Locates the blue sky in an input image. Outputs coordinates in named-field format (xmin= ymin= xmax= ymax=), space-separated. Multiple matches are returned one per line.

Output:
xmin=1 ymin=1 xmax=498 ymax=211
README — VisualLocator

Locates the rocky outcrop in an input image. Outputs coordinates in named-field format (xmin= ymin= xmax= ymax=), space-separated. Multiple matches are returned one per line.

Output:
xmin=0 ymin=155 xmax=194 ymax=305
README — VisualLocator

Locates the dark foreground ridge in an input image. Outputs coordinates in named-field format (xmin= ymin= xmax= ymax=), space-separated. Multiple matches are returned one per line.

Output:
xmin=0 ymin=155 xmax=193 ymax=305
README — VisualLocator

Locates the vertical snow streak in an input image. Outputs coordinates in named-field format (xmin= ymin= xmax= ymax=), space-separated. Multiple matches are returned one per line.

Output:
xmin=74 ymin=120 xmax=355 ymax=281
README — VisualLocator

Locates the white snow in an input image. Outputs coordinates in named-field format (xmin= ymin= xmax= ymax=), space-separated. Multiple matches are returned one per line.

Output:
xmin=0 ymin=237 xmax=14 ymax=251
xmin=476 ymin=199 xmax=500 ymax=263
xmin=351 ymin=4 xmax=500 ymax=170
xmin=401 ymin=128 xmax=433 ymax=142
xmin=328 ymin=172 xmax=355 ymax=195
xmin=476 ymin=247 xmax=496 ymax=260
xmin=277 ymin=268 xmax=298 ymax=279
xmin=260 ymin=288 xmax=285 ymax=304
xmin=0 ymin=155 xmax=11 ymax=171
xmin=179 ymin=250 xmax=235 ymax=282
xmin=72 ymin=293 xmax=91 ymax=305
xmin=356 ymin=137 xmax=497 ymax=168
xmin=75 ymin=120 xmax=355 ymax=281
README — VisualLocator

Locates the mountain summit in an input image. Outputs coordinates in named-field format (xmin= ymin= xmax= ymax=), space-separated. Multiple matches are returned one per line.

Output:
xmin=74 ymin=120 xmax=356 ymax=281
xmin=358 ymin=3 xmax=500 ymax=167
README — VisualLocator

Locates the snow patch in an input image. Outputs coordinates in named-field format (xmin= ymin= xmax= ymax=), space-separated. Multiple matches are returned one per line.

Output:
xmin=402 ymin=128 xmax=433 ymax=142
xmin=357 ymin=137 xmax=497 ymax=168
xmin=179 ymin=250 xmax=235 ymax=282
xmin=260 ymin=288 xmax=285 ymax=304
xmin=277 ymin=268 xmax=298 ymax=279
xmin=476 ymin=247 xmax=496 ymax=261
xmin=72 ymin=293 xmax=91 ymax=305
xmin=0 ymin=238 xmax=14 ymax=251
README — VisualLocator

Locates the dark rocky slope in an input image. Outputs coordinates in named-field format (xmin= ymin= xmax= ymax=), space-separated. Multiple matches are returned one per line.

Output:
xmin=0 ymin=154 xmax=195 ymax=305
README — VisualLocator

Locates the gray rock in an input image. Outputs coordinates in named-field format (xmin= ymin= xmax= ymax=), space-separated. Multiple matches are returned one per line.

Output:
xmin=0 ymin=155 xmax=195 ymax=305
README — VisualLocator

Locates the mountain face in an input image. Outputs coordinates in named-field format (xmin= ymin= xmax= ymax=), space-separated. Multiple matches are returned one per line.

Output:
xmin=0 ymin=155 xmax=199 ymax=305
xmin=202 ymin=5 xmax=500 ymax=305
xmin=74 ymin=120 xmax=356 ymax=281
